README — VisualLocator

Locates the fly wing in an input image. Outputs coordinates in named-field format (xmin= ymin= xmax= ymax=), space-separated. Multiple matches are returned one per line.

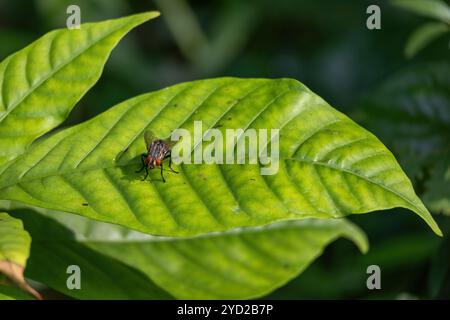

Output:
xmin=163 ymin=134 xmax=183 ymax=149
xmin=144 ymin=130 xmax=158 ymax=150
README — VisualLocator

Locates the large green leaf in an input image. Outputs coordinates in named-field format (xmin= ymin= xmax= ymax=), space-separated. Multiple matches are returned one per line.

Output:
xmin=357 ymin=62 xmax=450 ymax=215
xmin=12 ymin=208 xmax=367 ymax=299
xmin=0 ymin=78 xmax=441 ymax=236
xmin=0 ymin=11 xmax=160 ymax=165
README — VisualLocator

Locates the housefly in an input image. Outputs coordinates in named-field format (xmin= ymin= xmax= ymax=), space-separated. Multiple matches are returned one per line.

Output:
xmin=136 ymin=130 xmax=178 ymax=183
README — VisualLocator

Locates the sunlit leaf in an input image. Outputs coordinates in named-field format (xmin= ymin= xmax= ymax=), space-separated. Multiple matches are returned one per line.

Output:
xmin=0 ymin=78 xmax=441 ymax=236
xmin=0 ymin=11 xmax=159 ymax=165
xmin=0 ymin=212 xmax=30 ymax=266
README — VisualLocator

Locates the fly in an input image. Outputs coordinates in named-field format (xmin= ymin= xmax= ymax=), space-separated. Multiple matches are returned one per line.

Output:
xmin=136 ymin=130 xmax=179 ymax=183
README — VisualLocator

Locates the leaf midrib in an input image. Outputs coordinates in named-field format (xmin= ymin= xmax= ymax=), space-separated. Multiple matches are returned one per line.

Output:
xmin=0 ymin=154 xmax=423 ymax=215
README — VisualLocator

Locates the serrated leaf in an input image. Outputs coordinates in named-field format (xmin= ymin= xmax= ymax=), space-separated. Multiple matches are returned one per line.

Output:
xmin=357 ymin=62 xmax=450 ymax=215
xmin=392 ymin=0 xmax=450 ymax=24
xmin=0 ymin=11 xmax=160 ymax=165
xmin=12 ymin=208 xmax=367 ymax=299
xmin=0 ymin=78 xmax=441 ymax=236
xmin=0 ymin=212 xmax=40 ymax=299
xmin=405 ymin=22 xmax=450 ymax=58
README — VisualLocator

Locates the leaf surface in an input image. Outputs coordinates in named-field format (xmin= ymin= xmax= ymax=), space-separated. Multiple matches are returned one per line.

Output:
xmin=0 ymin=78 xmax=441 ymax=236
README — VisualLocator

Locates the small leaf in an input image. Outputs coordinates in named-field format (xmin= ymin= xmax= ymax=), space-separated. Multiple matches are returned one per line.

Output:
xmin=0 ymin=212 xmax=30 ymax=266
xmin=0 ymin=78 xmax=441 ymax=236
xmin=405 ymin=22 xmax=450 ymax=58
xmin=392 ymin=0 xmax=450 ymax=24
xmin=13 ymin=208 xmax=367 ymax=299
xmin=0 ymin=11 xmax=160 ymax=165
xmin=0 ymin=212 xmax=40 ymax=299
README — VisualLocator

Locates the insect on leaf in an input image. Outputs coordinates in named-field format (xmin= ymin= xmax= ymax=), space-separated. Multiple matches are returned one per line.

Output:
xmin=144 ymin=130 xmax=158 ymax=149
xmin=0 ymin=78 xmax=442 ymax=237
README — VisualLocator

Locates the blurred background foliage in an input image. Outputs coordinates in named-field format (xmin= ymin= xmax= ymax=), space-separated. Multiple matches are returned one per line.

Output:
xmin=0 ymin=0 xmax=449 ymax=299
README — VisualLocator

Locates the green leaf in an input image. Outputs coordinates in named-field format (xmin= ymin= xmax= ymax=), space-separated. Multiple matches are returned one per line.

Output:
xmin=10 ymin=210 xmax=172 ymax=299
xmin=0 ymin=212 xmax=40 ymax=299
xmin=13 ymin=208 xmax=367 ymax=299
xmin=0 ymin=11 xmax=160 ymax=165
xmin=0 ymin=212 xmax=30 ymax=266
xmin=0 ymin=78 xmax=441 ymax=236
xmin=0 ymin=284 xmax=34 ymax=300
xmin=405 ymin=22 xmax=450 ymax=58
xmin=392 ymin=0 xmax=450 ymax=24
xmin=357 ymin=62 xmax=450 ymax=215
xmin=87 ymin=220 xmax=367 ymax=299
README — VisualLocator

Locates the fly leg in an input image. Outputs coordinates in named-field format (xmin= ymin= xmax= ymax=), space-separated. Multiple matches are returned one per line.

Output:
xmin=160 ymin=162 xmax=166 ymax=183
xmin=143 ymin=166 xmax=149 ymax=181
xmin=165 ymin=151 xmax=179 ymax=174
xmin=136 ymin=154 xmax=146 ymax=173
xmin=136 ymin=154 xmax=149 ymax=181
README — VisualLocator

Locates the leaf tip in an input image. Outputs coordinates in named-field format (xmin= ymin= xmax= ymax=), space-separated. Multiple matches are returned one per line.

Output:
xmin=340 ymin=220 xmax=370 ymax=254
xmin=432 ymin=224 xmax=443 ymax=237
xmin=417 ymin=206 xmax=443 ymax=237
xmin=132 ymin=11 xmax=161 ymax=23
